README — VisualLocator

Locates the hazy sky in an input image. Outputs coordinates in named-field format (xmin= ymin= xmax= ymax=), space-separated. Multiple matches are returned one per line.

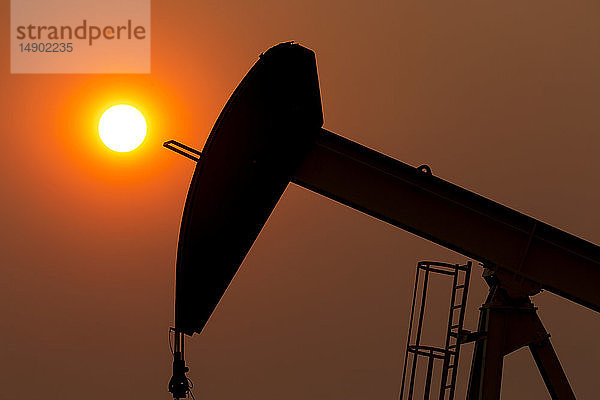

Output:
xmin=1 ymin=0 xmax=599 ymax=399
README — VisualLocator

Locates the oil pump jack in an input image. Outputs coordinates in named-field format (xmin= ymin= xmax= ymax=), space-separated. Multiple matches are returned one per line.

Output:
xmin=165 ymin=42 xmax=600 ymax=399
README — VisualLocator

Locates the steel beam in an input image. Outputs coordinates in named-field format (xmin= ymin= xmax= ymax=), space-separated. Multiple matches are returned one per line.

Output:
xmin=292 ymin=129 xmax=600 ymax=312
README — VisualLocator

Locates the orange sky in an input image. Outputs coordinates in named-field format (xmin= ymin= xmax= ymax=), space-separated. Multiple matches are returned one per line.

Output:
xmin=1 ymin=0 xmax=599 ymax=398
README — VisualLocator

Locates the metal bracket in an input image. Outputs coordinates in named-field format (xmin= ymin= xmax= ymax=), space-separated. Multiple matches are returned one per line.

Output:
xmin=163 ymin=140 xmax=202 ymax=162
xmin=459 ymin=329 xmax=486 ymax=344
xmin=417 ymin=164 xmax=432 ymax=175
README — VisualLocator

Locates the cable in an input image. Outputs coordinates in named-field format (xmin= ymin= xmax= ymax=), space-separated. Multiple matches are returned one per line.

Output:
xmin=186 ymin=375 xmax=196 ymax=399
xmin=168 ymin=327 xmax=175 ymax=355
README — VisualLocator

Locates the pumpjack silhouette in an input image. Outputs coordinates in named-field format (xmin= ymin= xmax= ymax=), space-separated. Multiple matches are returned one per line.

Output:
xmin=165 ymin=42 xmax=598 ymax=399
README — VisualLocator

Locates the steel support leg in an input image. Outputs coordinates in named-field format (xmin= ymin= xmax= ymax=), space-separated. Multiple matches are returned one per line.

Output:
xmin=466 ymin=290 xmax=503 ymax=400
xmin=529 ymin=339 xmax=576 ymax=400
xmin=466 ymin=285 xmax=575 ymax=400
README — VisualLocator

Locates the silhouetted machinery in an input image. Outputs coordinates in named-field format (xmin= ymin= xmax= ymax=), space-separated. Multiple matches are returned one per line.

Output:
xmin=165 ymin=42 xmax=600 ymax=399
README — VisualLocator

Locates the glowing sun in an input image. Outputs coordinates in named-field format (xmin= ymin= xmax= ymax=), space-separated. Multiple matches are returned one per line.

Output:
xmin=99 ymin=105 xmax=147 ymax=152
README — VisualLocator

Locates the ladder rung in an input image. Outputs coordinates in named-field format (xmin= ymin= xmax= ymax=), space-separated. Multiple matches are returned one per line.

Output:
xmin=449 ymin=332 xmax=458 ymax=337
xmin=452 ymin=304 xmax=463 ymax=309
xmin=447 ymin=364 xmax=457 ymax=368
xmin=448 ymin=344 xmax=458 ymax=348
xmin=444 ymin=385 xmax=453 ymax=389
xmin=455 ymin=284 xmax=466 ymax=289
xmin=450 ymin=324 xmax=460 ymax=329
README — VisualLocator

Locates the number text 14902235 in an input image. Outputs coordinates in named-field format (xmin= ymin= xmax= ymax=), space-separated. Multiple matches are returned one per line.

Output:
xmin=19 ymin=42 xmax=73 ymax=53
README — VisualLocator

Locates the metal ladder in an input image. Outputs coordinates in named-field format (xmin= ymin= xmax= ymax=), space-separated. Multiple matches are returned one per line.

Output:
xmin=439 ymin=262 xmax=471 ymax=400
xmin=399 ymin=261 xmax=472 ymax=400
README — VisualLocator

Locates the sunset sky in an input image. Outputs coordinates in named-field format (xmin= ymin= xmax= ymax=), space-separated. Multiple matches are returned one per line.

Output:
xmin=1 ymin=0 xmax=600 ymax=398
